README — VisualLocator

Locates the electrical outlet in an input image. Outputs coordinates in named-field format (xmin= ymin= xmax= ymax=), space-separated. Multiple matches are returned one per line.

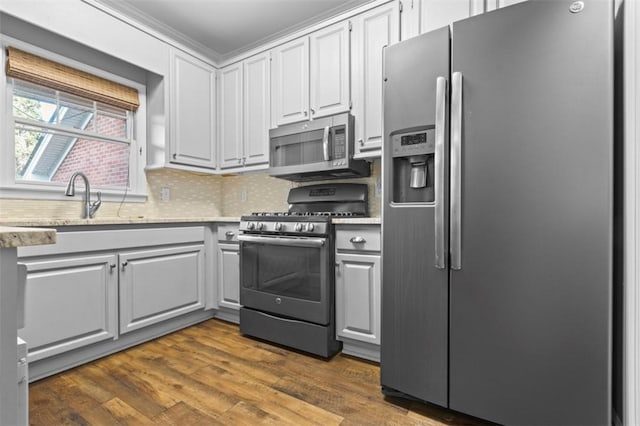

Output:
xmin=161 ymin=187 xmax=170 ymax=202
xmin=241 ymin=189 xmax=247 ymax=202
xmin=375 ymin=177 xmax=382 ymax=198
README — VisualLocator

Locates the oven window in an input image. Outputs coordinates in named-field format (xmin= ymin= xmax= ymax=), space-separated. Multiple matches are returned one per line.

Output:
xmin=241 ymin=242 xmax=322 ymax=302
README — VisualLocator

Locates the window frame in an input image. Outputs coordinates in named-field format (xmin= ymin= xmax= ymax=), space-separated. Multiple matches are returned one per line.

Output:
xmin=1 ymin=35 xmax=148 ymax=202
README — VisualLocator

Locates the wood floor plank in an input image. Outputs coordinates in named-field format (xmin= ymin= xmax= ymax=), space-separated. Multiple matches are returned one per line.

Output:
xmin=193 ymin=364 xmax=345 ymax=425
xmin=29 ymin=319 xmax=488 ymax=426
xmin=101 ymin=397 xmax=156 ymax=426
xmin=151 ymin=401 xmax=223 ymax=425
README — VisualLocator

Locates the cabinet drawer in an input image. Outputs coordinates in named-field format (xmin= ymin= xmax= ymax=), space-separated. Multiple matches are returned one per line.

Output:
xmin=217 ymin=224 xmax=239 ymax=243
xmin=335 ymin=226 xmax=380 ymax=252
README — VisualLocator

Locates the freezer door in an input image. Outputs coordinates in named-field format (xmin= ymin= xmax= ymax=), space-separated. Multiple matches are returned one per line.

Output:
xmin=381 ymin=27 xmax=450 ymax=406
xmin=449 ymin=1 xmax=613 ymax=425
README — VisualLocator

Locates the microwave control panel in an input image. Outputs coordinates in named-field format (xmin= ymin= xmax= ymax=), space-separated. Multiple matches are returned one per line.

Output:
xmin=391 ymin=128 xmax=435 ymax=158
xmin=332 ymin=127 xmax=347 ymax=165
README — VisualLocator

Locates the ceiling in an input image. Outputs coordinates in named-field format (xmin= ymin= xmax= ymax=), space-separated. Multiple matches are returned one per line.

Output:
xmin=97 ymin=0 xmax=374 ymax=63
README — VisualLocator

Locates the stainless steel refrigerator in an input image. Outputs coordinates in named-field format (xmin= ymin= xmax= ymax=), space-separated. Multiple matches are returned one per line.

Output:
xmin=381 ymin=1 xmax=613 ymax=425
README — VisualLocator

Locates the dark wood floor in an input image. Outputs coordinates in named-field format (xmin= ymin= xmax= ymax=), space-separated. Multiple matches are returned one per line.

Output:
xmin=29 ymin=319 xmax=488 ymax=425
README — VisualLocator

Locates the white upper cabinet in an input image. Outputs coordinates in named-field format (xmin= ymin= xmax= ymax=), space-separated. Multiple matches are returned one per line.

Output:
xmin=309 ymin=20 xmax=351 ymax=119
xmin=401 ymin=0 xmax=527 ymax=39
xmin=420 ymin=0 xmax=483 ymax=33
xmin=243 ymin=52 xmax=270 ymax=167
xmin=170 ymin=49 xmax=217 ymax=169
xmin=485 ymin=0 xmax=528 ymax=12
xmin=351 ymin=2 xmax=400 ymax=158
xmin=272 ymin=20 xmax=351 ymax=126
xmin=219 ymin=52 xmax=270 ymax=171
xmin=219 ymin=63 xmax=243 ymax=169
xmin=271 ymin=37 xmax=310 ymax=125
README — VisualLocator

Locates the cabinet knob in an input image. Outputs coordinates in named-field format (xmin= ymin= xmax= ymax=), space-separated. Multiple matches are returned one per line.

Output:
xmin=359 ymin=138 xmax=364 ymax=145
xmin=225 ymin=231 xmax=235 ymax=238
xmin=350 ymin=236 xmax=366 ymax=244
xmin=121 ymin=261 xmax=129 ymax=270
xmin=310 ymin=108 xmax=315 ymax=115
xmin=109 ymin=263 xmax=117 ymax=272
xmin=304 ymin=110 xmax=308 ymax=116
xmin=172 ymin=153 xmax=177 ymax=159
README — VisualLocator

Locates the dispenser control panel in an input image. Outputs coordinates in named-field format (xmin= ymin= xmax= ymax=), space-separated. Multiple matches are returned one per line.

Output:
xmin=391 ymin=128 xmax=435 ymax=157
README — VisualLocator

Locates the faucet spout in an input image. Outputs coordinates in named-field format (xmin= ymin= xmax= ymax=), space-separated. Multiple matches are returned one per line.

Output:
xmin=65 ymin=172 xmax=100 ymax=219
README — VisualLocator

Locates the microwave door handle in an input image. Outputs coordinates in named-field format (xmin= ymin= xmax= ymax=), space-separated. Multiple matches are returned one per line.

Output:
xmin=323 ymin=126 xmax=331 ymax=161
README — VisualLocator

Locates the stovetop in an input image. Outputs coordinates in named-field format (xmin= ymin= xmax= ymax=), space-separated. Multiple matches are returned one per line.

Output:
xmin=239 ymin=183 xmax=369 ymax=237
xmin=249 ymin=211 xmax=366 ymax=218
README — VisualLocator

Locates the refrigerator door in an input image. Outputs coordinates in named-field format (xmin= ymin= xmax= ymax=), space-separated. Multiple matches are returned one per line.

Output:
xmin=449 ymin=1 xmax=613 ymax=425
xmin=381 ymin=27 xmax=450 ymax=406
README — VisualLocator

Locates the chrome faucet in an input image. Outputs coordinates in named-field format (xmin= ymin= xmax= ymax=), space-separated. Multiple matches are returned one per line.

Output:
xmin=64 ymin=172 xmax=101 ymax=219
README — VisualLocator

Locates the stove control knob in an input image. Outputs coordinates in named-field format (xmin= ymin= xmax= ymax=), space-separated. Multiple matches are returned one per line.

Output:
xmin=295 ymin=223 xmax=303 ymax=232
xmin=247 ymin=222 xmax=255 ymax=230
xmin=274 ymin=222 xmax=283 ymax=231
xmin=307 ymin=223 xmax=315 ymax=232
xmin=256 ymin=222 xmax=264 ymax=230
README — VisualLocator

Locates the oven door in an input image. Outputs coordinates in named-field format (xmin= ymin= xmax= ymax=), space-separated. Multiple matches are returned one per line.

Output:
xmin=238 ymin=234 xmax=331 ymax=325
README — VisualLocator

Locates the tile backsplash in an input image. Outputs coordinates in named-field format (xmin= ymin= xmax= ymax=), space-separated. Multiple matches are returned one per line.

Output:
xmin=0 ymin=160 xmax=381 ymax=221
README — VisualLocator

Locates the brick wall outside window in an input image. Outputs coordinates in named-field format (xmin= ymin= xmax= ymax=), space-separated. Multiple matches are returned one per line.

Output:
xmin=52 ymin=114 xmax=130 ymax=187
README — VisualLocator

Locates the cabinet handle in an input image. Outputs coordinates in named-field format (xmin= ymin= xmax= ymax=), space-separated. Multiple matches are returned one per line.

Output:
xmin=225 ymin=231 xmax=235 ymax=238
xmin=304 ymin=110 xmax=308 ymax=116
xmin=350 ymin=236 xmax=366 ymax=244
xmin=172 ymin=153 xmax=177 ymax=159
xmin=121 ymin=261 xmax=128 ymax=271
xmin=335 ymin=262 xmax=341 ymax=274
xmin=238 ymin=158 xmax=242 ymax=164
xmin=311 ymin=108 xmax=316 ymax=115
xmin=359 ymin=138 xmax=364 ymax=146
xmin=109 ymin=263 xmax=116 ymax=272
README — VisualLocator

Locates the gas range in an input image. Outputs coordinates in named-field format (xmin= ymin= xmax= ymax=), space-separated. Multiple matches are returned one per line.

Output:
xmin=238 ymin=183 xmax=369 ymax=358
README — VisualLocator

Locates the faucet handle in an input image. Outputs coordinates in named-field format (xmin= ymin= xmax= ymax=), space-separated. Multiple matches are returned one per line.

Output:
xmin=89 ymin=191 xmax=102 ymax=218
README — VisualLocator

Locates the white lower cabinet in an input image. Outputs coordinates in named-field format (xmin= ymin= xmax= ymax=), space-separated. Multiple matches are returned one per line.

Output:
xmin=17 ymin=225 xmax=211 ymax=372
xmin=335 ymin=224 xmax=381 ymax=362
xmin=18 ymin=253 xmax=118 ymax=362
xmin=215 ymin=223 xmax=240 ymax=323
xmin=119 ymin=244 xmax=205 ymax=334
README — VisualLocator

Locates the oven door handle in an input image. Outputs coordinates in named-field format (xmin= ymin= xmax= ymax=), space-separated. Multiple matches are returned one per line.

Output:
xmin=238 ymin=234 xmax=326 ymax=248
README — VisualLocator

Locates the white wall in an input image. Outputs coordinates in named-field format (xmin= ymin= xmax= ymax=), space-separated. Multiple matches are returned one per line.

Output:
xmin=623 ymin=0 xmax=640 ymax=423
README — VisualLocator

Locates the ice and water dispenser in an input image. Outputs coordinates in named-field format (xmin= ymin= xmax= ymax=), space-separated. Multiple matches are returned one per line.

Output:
xmin=390 ymin=126 xmax=436 ymax=203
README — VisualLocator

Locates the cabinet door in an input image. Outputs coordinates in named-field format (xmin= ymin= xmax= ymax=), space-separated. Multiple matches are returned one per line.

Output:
xmin=18 ymin=254 xmax=118 ymax=362
xmin=217 ymin=243 xmax=240 ymax=310
xmin=421 ymin=0 xmax=484 ymax=33
xmin=272 ymin=37 xmax=309 ymax=125
xmin=119 ymin=244 xmax=205 ymax=334
xmin=335 ymin=253 xmax=381 ymax=345
xmin=243 ymin=52 xmax=270 ymax=166
xmin=352 ymin=3 xmax=399 ymax=158
xmin=219 ymin=63 xmax=244 ymax=169
xmin=310 ymin=20 xmax=351 ymax=119
xmin=171 ymin=49 xmax=216 ymax=168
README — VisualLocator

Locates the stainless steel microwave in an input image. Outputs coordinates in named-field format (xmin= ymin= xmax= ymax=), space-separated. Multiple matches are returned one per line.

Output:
xmin=268 ymin=113 xmax=370 ymax=181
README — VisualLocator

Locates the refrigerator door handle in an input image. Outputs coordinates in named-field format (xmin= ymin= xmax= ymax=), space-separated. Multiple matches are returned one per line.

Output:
xmin=434 ymin=76 xmax=447 ymax=269
xmin=450 ymin=71 xmax=463 ymax=270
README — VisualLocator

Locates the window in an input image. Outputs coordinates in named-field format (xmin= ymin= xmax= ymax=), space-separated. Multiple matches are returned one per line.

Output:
xmin=2 ymin=42 xmax=147 ymax=201
xmin=13 ymin=79 xmax=133 ymax=189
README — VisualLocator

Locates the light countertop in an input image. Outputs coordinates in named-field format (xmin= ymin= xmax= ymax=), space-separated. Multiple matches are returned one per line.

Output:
xmin=332 ymin=217 xmax=380 ymax=225
xmin=1 ymin=216 xmax=381 ymax=227
xmin=0 ymin=226 xmax=56 ymax=248
xmin=0 ymin=217 xmax=241 ymax=228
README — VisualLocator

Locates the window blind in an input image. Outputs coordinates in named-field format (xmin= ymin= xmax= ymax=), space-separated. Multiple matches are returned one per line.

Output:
xmin=5 ymin=47 xmax=140 ymax=111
